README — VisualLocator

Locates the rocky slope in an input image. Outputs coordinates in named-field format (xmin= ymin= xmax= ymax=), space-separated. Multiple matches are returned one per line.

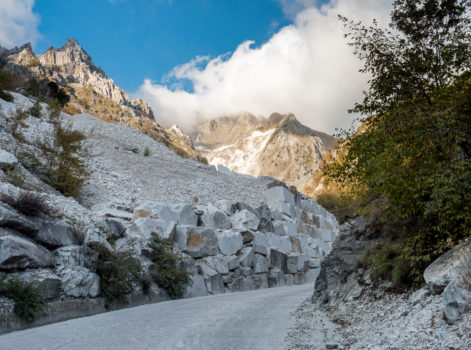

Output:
xmin=191 ymin=113 xmax=336 ymax=190
xmin=0 ymin=39 xmax=201 ymax=161
xmin=0 ymin=92 xmax=339 ymax=333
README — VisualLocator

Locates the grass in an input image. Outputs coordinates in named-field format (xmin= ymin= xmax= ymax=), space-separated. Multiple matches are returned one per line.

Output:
xmin=0 ymin=191 xmax=51 ymax=217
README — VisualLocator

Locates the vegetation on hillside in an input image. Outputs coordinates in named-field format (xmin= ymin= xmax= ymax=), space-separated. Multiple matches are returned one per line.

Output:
xmin=147 ymin=234 xmax=193 ymax=299
xmin=323 ymin=0 xmax=471 ymax=285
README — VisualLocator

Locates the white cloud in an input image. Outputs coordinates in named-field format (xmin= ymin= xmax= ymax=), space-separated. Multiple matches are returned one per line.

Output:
xmin=0 ymin=0 xmax=40 ymax=48
xmin=136 ymin=0 xmax=392 ymax=134
xmin=279 ymin=0 xmax=318 ymax=19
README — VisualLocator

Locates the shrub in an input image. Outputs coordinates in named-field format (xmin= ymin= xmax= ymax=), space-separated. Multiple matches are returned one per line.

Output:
xmin=147 ymin=233 xmax=193 ymax=299
xmin=130 ymin=147 xmax=139 ymax=154
xmin=143 ymin=147 xmax=151 ymax=157
xmin=39 ymin=102 xmax=89 ymax=198
xmin=88 ymin=243 xmax=142 ymax=309
xmin=0 ymin=274 xmax=47 ymax=322
xmin=0 ymin=90 xmax=14 ymax=102
xmin=29 ymin=99 xmax=42 ymax=118
xmin=4 ymin=166 xmax=26 ymax=188
xmin=361 ymin=240 xmax=415 ymax=288
xmin=9 ymin=108 xmax=29 ymax=142
xmin=0 ymin=191 xmax=51 ymax=217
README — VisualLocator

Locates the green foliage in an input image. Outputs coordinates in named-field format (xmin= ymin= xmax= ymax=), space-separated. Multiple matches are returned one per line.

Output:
xmin=39 ymin=102 xmax=89 ymax=198
xmin=0 ymin=191 xmax=51 ymax=217
xmin=147 ymin=234 xmax=193 ymax=299
xmin=361 ymin=240 xmax=416 ymax=288
xmin=130 ymin=147 xmax=139 ymax=154
xmin=29 ymin=99 xmax=42 ymax=118
xmin=143 ymin=147 xmax=151 ymax=157
xmin=4 ymin=166 xmax=26 ymax=188
xmin=0 ymin=71 xmax=15 ymax=91
xmin=0 ymin=274 xmax=47 ymax=322
xmin=9 ymin=108 xmax=29 ymax=142
xmin=326 ymin=0 xmax=471 ymax=284
xmin=0 ymin=90 xmax=14 ymax=102
xmin=88 ymin=243 xmax=143 ymax=309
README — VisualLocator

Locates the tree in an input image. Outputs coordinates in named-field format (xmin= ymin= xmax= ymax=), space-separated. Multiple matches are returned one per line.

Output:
xmin=40 ymin=99 xmax=89 ymax=198
xmin=327 ymin=0 xmax=471 ymax=281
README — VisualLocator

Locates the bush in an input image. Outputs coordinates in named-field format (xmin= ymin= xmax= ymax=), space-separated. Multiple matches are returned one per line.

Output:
xmin=29 ymin=99 xmax=42 ymax=118
xmin=9 ymin=108 xmax=29 ymax=142
xmin=147 ymin=234 xmax=193 ymax=299
xmin=0 ymin=274 xmax=47 ymax=322
xmin=0 ymin=90 xmax=14 ymax=102
xmin=143 ymin=147 xmax=151 ymax=157
xmin=88 ymin=243 xmax=143 ymax=309
xmin=0 ymin=191 xmax=51 ymax=217
xmin=361 ymin=239 xmax=415 ymax=288
xmin=39 ymin=101 xmax=89 ymax=198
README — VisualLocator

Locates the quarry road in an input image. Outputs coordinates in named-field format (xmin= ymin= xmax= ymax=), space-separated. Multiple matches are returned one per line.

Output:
xmin=0 ymin=283 xmax=314 ymax=350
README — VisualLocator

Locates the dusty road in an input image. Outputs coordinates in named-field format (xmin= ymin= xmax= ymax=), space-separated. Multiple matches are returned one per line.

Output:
xmin=0 ymin=284 xmax=315 ymax=350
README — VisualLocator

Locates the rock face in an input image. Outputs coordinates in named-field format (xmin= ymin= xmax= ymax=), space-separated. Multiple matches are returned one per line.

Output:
xmin=312 ymin=217 xmax=375 ymax=306
xmin=0 ymin=235 xmax=53 ymax=271
xmin=191 ymin=113 xmax=336 ymax=190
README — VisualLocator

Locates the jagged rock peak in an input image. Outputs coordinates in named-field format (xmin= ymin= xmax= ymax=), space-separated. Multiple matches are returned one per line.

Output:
xmin=60 ymin=38 xmax=83 ymax=51
xmin=0 ymin=42 xmax=33 ymax=57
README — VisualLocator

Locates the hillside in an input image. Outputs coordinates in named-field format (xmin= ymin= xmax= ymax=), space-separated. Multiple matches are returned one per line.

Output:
xmin=0 ymin=39 xmax=202 ymax=161
xmin=191 ymin=113 xmax=336 ymax=190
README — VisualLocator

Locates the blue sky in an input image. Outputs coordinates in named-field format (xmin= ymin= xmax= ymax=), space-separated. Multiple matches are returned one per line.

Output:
xmin=33 ymin=0 xmax=299 ymax=92
xmin=1 ymin=0 xmax=391 ymax=132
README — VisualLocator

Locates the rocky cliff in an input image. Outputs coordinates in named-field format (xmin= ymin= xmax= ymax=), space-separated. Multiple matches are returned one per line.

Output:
xmin=191 ymin=113 xmax=336 ymax=190
xmin=0 ymin=39 xmax=202 ymax=161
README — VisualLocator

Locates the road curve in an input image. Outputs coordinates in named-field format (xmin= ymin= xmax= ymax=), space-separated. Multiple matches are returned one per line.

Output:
xmin=0 ymin=284 xmax=313 ymax=350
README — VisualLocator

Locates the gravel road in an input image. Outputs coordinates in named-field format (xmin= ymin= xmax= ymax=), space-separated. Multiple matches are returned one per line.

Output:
xmin=0 ymin=284 xmax=318 ymax=350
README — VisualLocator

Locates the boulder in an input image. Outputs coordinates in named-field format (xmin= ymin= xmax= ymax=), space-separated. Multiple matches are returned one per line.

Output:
xmin=255 ymin=205 xmax=271 ymax=221
xmin=53 ymin=245 xmax=90 ymax=267
xmin=35 ymin=222 xmax=80 ymax=248
xmin=268 ymin=269 xmax=285 ymax=288
xmin=238 ymin=247 xmax=255 ymax=267
xmin=257 ymin=217 xmax=274 ymax=233
xmin=443 ymin=279 xmax=471 ymax=322
xmin=216 ymin=165 xmax=233 ymax=176
xmin=286 ymin=255 xmax=300 ymax=274
xmin=226 ymin=255 xmax=240 ymax=270
xmin=253 ymin=231 xmax=269 ymax=246
xmin=410 ymin=287 xmax=431 ymax=305
xmin=269 ymin=249 xmax=288 ymax=272
xmin=15 ymin=269 xmax=62 ymax=300
xmin=266 ymin=232 xmax=292 ymax=253
xmin=184 ymin=274 xmax=208 ymax=298
xmin=294 ymin=272 xmax=306 ymax=285
xmin=264 ymin=186 xmax=295 ymax=206
xmin=98 ymin=218 xmax=126 ymax=239
xmin=201 ymin=209 xmax=232 ymax=230
xmin=240 ymin=230 xmax=254 ymax=244
xmin=58 ymin=266 xmax=100 ymax=297
xmin=267 ymin=201 xmax=296 ymax=218
xmin=231 ymin=209 xmax=260 ymax=230
xmin=83 ymin=228 xmax=112 ymax=250
xmin=253 ymin=244 xmax=269 ymax=256
xmin=171 ymin=204 xmax=198 ymax=226
xmin=201 ymin=255 xmax=230 ymax=275
xmin=197 ymin=261 xmax=225 ymax=294
xmin=424 ymin=240 xmax=471 ymax=295
xmin=0 ymin=203 xmax=38 ymax=234
xmin=214 ymin=200 xmax=233 ymax=216
xmin=127 ymin=218 xmax=176 ymax=240
xmin=273 ymin=221 xmax=298 ymax=236
xmin=174 ymin=225 xmax=218 ymax=258
xmin=254 ymin=254 xmax=269 ymax=273
xmin=0 ymin=235 xmax=52 ymax=270
xmin=217 ymin=230 xmax=243 ymax=256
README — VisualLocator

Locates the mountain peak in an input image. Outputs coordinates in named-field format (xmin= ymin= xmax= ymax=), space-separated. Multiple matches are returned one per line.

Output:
xmin=60 ymin=38 xmax=83 ymax=51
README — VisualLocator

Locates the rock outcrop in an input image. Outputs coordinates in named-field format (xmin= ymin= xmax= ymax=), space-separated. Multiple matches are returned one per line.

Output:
xmin=191 ymin=113 xmax=336 ymax=190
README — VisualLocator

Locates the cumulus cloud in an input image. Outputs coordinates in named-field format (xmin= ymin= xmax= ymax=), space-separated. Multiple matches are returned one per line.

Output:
xmin=0 ymin=0 xmax=41 ymax=48
xmin=136 ymin=0 xmax=392 ymax=134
